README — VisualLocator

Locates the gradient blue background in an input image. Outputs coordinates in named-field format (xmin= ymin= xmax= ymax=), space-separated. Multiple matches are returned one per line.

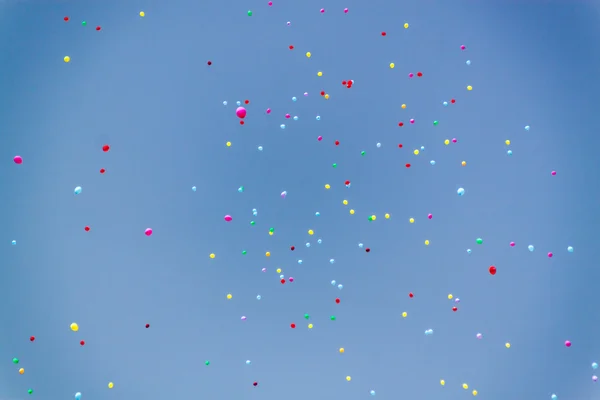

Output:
xmin=2 ymin=0 xmax=600 ymax=399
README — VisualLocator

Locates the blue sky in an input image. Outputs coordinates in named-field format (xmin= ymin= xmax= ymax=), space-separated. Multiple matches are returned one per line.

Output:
xmin=1 ymin=0 xmax=600 ymax=399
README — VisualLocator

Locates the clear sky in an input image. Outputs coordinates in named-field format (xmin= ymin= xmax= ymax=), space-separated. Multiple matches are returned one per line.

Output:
xmin=2 ymin=0 xmax=600 ymax=399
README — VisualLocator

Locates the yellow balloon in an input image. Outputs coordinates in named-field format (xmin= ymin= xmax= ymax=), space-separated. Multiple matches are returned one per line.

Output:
xmin=268 ymin=231 xmax=273 ymax=236
xmin=139 ymin=11 xmax=145 ymax=17
xmin=448 ymin=294 xmax=453 ymax=299
xmin=342 ymin=200 xmax=348 ymax=205
xmin=444 ymin=139 xmax=450 ymax=145
xmin=19 ymin=368 xmax=24 ymax=374
xmin=414 ymin=149 xmax=419 ymax=155
xmin=265 ymin=251 xmax=271 ymax=257
xmin=108 ymin=382 xmax=114 ymax=389
xmin=424 ymin=240 xmax=430 ymax=246
xmin=401 ymin=104 xmax=406 ymax=109
xmin=505 ymin=342 xmax=511 ymax=348
xmin=371 ymin=215 xmax=377 ymax=221
xmin=402 ymin=312 xmax=407 ymax=318
xmin=409 ymin=218 xmax=414 ymax=223
xmin=324 ymin=94 xmax=330 ymax=100
xmin=463 ymin=383 xmax=469 ymax=390
xmin=346 ymin=376 xmax=352 ymax=382
xmin=317 ymin=71 xmax=323 ymax=77
xmin=404 ymin=23 xmax=409 ymax=29
xmin=349 ymin=209 xmax=355 ymax=215
xmin=390 ymin=63 xmax=395 ymax=69
xmin=325 ymin=184 xmax=331 ymax=189
xmin=226 ymin=294 xmax=232 ymax=300
xmin=306 ymin=52 xmax=311 ymax=58
xmin=276 ymin=268 xmax=282 ymax=273
xmin=64 ymin=56 xmax=70 ymax=63
xmin=226 ymin=141 xmax=232 ymax=147
xmin=440 ymin=379 xmax=445 ymax=386
xmin=505 ymin=140 xmax=511 ymax=145
xmin=461 ymin=161 xmax=467 ymax=166
xmin=467 ymin=85 xmax=473 ymax=91
xmin=70 ymin=323 xmax=79 ymax=332
xmin=209 ymin=253 xmax=215 ymax=259
xmin=339 ymin=348 xmax=345 ymax=353
xmin=385 ymin=213 xmax=390 ymax=219
xmin=308 ymin=323 xmax=313 ymax=329
xmin=308 ymin=229 xmax=314 ymax=235
xmin=473 ymin=390 xmax=478 ymax=396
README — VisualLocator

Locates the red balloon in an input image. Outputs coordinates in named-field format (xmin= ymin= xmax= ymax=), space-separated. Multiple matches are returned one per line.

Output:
xmin=342 ymin=80 xmax=347 ymax=85
xmin=64 ymin=16 xmax=69 ymax=21
xmin=451 ymin=99 xmax=456 ymax=104
xmin=80 ymin=340 xmax=85 ymax=346
xmin=417 ymin=72 xmax=423 ymax=77
xmin=409 ymin=292 xmax=414 ymax=298
xmin=320 ymin=91 xmax=325 ymax=96
xmin=398 ymin=144 xmax=403 ymax=148
xmin=99 ymin=168 xmax=106 ymax=174
xmin=344 ymin=180 xmax=350 ymax=185
xmin=452 ymin=307 xmax=458 ymax=312
xmin=289 ymin=45 xmax=294 ymax=50
xmin=244 ymin=100 xmax=250 ymax=104
xmin=102 ymin=145 xmax=110 ymax=152
xmin=240 ymin=120 xmax=244 ymax=125
xmin=145 ymin=324 xmax=150 ymax=328
xmin=335 ymin=140 xmax=340 ymax=146
xmin=381 ymin=32 xmax=387 ymax=36
xmin=207 ymin=61 xmax=212 ymax=66
xmin=290 ymin=246 xmax=295 ymax=251
xmin=405 ymin=163 xmax=411 ymax=168
xmin=96 ymin=26 xmax=101 ymax=31
xmin=29 ymin=336 xmax=35 ymax=342
xmin=335 ymin=298 xmax=340 ymax=304
xmin=489 ymin=266 xmax=497 ymax=275
xmin=84 ymin=226 xmax=90 ymax=232
xmin=398 ymin=122 xmax=404 ymax=127
xmin=365 ymin=248 xmax=370 ymax=253
xmin=253 ymin=382 xmax=258 ymax=387
xmin=280 ymin=279 xmax=285 ymax=284
xmin=290 ymin=323 xmax=296 ymax=329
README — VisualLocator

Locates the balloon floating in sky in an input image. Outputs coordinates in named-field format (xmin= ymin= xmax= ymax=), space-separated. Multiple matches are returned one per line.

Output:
xmin=144 ymin=228 xmax=153 ymax=236
xmin=13 ymin=155 xmax=22 ymax=164
xmin=74 ymin=186 xmax=82 ymax=195
xmin=457 ymin=188 xmax=465 ymax=196
xmin=236 ymin=107 xmax=247 ymax=119
xmin=224 ymin=215 xmax=233 ymax=222
xmin=70 ymin=323 xmax=79 ymax=332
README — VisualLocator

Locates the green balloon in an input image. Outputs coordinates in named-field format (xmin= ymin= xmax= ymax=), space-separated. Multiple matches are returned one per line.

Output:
xmin=242 ymin=250 xmax=247 ymax=255
xmin=269 ymin=227 xmax=274 ymax=232
xmin=250 ymin=221 xmax=255 ymax=225
xmin=361 ymin=151 xmax=366 ymax=156
xmin=82 ymin=21 xmax=87 ymax=26
xmin=247 ymin=10 xmax=253 ymax=16
xmin=476 ymin=238 xmax=483 ymax=244
xmin=332 ymin=163 xmax=337 ymax=168
xmin=12 ymin=358 xmax=19 ymax=364
xmin=433 ymin=120 xmax=439 ymax=125
xmin=205 ymin=360 xmax=210 ymax=366
xmin=330 ymin=316 xmax=336 ymax=321
xmin=28 ymin=389 xmax=33 ymax=394
xmin=304 ymin=314 xmax=310 ymax=319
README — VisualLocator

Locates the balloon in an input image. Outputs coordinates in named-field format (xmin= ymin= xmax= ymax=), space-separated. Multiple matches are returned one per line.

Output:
xmin=70 ymin=323 xmax=79 ymax=332
xmin=236 ymin=107 xmax=247 ymax=119
xmin=224 ymin=215 xmax=233 ymax=222
xmin=144 ymin=228 xmax=153 ymax=236
xmin=13 ymin=155 xmax=22 ymax=164
xmin=74 ymin=186 xmax=82 ymax=195
xmin=75 ymin=393 xmax=82 ymax=400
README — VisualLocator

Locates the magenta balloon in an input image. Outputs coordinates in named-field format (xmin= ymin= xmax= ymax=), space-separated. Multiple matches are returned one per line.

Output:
xmin=13 ymin=155 xmax=22 ymax=164
xmin=224 ymin=215 xmax=233 ymax=222
xmin=144 ymin=228 xmax=153 ymax=236
xmin=236 ymin=107 xmax=247 ymax=119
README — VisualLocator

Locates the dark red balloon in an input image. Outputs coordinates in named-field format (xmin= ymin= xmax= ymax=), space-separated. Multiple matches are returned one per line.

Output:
xmin=320 ymin=91 xmax=325 ymax=96
xmin=253 ymin=382 xmax=258 ymax=387
xmin=489 ymin=266 xmax=497 ymax=275
xmin=335 ymin=298 xmax=340 ymax=304
xmin=99 ymin=168 xmax=106 ymax=174
xmin=451 ymin=99 xmax=456 ymax=104
xmin=398 ymin=144 xmax=403 ymax=148
xmin=406 ymin=164 xmax=411 ymax=168
xmin=452 ymin=307 xmax=458 ymax=312
xmin=80 ymin=340 xmax=85 ymax=346
xmin=398 ymin=122 xmax=404 ymax=127
xmin=64 ymin=16 xmax=69 ymax=21
xmin=381 ymin=32 xmax=387 ymax=36
xmin=96 ymin=26 xmax=101 ymax=31
xmin=29 ymin=336 xmax=35 ymax=342
xmin=244 ymin=100 xmax=250 ymax=104
xmin=207 ymin=61 xmax=212 ymax=66
xmin=365 ymin=248 xmax=370 ymax=253
xmin=290 ymin=246 xmax=295 ymax=251
xmin=102 ymin=145 xmax=110 ymax=152
xmin=240 ymin=120 xmax=244 ymax=125
xmin=335 ymin=140 xmax=340 ymax=146
xmin=342 ymin=80 xmax=347 ymax=85
xmin=409 ymin=292 xmax=414 ymax=298
xmin=145 ymin=324 xmax=150 ymax=328
xmin=84 ymin=226 xmax=90 ymax=232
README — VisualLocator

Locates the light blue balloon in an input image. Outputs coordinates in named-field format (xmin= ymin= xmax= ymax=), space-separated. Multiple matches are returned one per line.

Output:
xmin=376 ymin=143 xmax=381 ymax=148
xmin=466 ymin=60 xmax=471 ymax=65
xmin=551 ymin=395 xmax=557 ymax=400
xmin=358 ymin=243 xmax=364 ymax=248
xmin=430 ymin=160 xmax=436 ymax=165
xmin=528 ymin=245 xmax=535 ymax=252
xmin=337 ymin=284 xmax=343 ymax=290
xmin=279 ymin=274 xmax=284 ymax=279
xmin=525 ymin=125 xmax=530 ymax=131
xmin=74 ymin=186 xmax=82 ymax=195
xmin=507 ymin=150 xmax=513 ymax=156
xmin=317 ymin=238 xmax=322 ymax=244
xmin=315 ymin=212 xmax=320 ymax=216
xmin=293 ymin=116 xmax=298 ymax=121
xmin=238 ymin=186 xmax=244 ymax=193
xmin=443 ymin=101 xmax=448 ymax=106
xmin=370 ymin=390 xmax=376 ymax=396
xmin=246 ymin=359 xmax=252 ymax=364
xmin=420 ymin=146 xmax=425 ymax=151
xmin=236 ymin=101 xmax=241 ymax=106
xmin=567 ymin=246 xmax=574 ymax=253
xmin=316 ymin=115 xmax=321 ymax=121
xmin=11 ymin=240 xmax=16 ymax=245
xmin=457 ymin=188 xmax=465 ymax=196
xmin=192 ymin=186 xmax=197 ymax=192
xmin=306 ymin=243 xmax=310 ymax=248
xmin=329 ymin=259 xmax=335 ymax=264
xmin=256 ymin=295 xmax=261 ymax=301
xmin=75 ymin=393 xmax=82 ymax=400
xmin=258 ymin=146 xmax=263 ymax=151
xmin=280 ymin=124 xmax=286 ymax=129
xmin=292 ymin=97 xmax=297 ymax=102
xmin=223 ymin=101 xmax=228 ymax=106
xmin=467 ymin=249 xmax=472 ymax=254
xmin=592 ymin=362 xmax=598 ymax=369
xmin=297 ymin=259 xmax=303 ymax=264
xmin=331 ymin=280 xmax=336 ymax=286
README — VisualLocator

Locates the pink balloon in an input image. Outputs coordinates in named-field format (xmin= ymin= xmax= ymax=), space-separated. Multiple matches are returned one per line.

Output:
xmin=344 ymin=8 xmax=348 ymax=13
xmin=144 ymin=228 xmax=153 ymax=236
xmin=266 ymin=108 xmax=271 ymax=114
xmin=565 ymin=340 xmax=572 ymax=347
xmin=236 ymin=107 xmax=247 ymax=119
xmin=13 ymin=155 xmax=22 ymax=164
xmin=224 ymin=215 xmax=233 ymax=222
xmin=317 ymin=136 xmax=323 ymax=141
xmin=427 ymin=214 xmax=432 ymax=219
